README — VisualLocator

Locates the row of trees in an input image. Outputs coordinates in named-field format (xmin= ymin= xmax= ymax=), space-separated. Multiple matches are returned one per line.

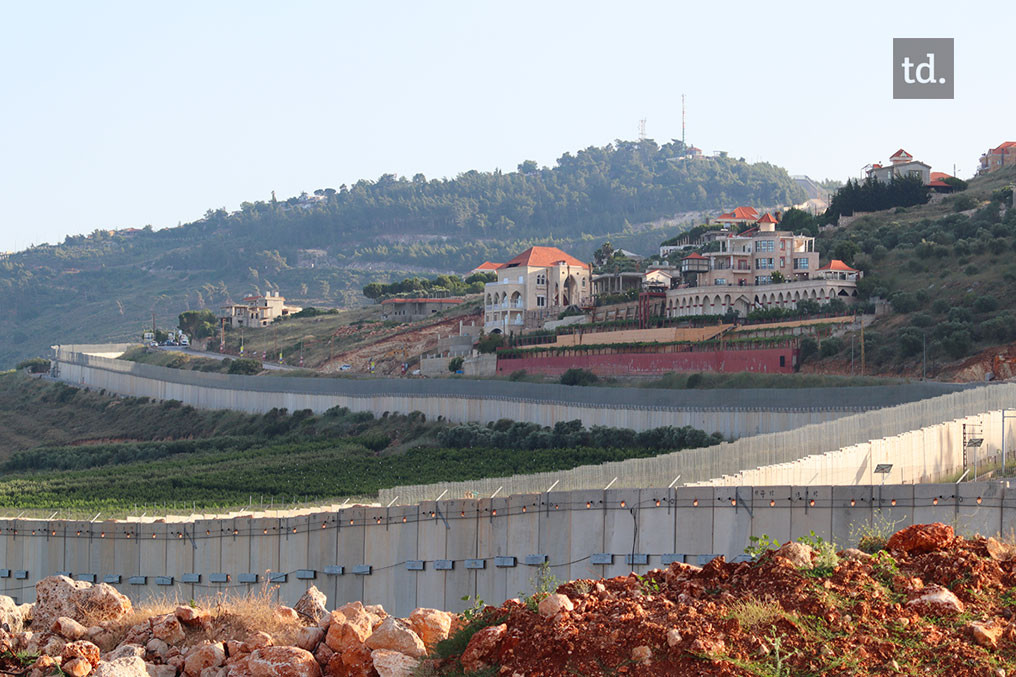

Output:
xmin=436 ymin=418 xmax=723 ymax=451
xmin=824 ymin=175 xmax=929 ymax=222
xmin=362 ymin=272 xmax=494 ymax=300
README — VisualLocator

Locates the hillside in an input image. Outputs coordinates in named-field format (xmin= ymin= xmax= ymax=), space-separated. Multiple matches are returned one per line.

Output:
xmin=0 ymin=373 xmax=720 ymax=516
xmin=807 ymin=165 xmax=1016 ymax=378
xmin=0 ymin=140 xmax=804 ymax=368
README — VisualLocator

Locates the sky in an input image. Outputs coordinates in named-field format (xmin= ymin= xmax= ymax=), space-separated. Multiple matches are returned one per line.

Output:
xmin=1 ymin=0 xmax=1013 ymax=253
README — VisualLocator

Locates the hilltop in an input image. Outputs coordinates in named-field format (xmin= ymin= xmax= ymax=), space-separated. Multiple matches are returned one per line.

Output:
xmin=0 ymin=140 xmax=804 ymax=368
xmin=805 ymin=164 xmax=1016 ymax=378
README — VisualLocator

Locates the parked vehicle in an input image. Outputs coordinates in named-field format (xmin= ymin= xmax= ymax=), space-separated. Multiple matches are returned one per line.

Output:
xmin=339 ymin=364 xmax=352 ymax=371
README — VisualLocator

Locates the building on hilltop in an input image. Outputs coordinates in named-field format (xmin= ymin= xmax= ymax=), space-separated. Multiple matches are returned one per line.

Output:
xmin=380 ymin=297 xmax=464 ymax=321
xmin=220 ymin=291 xmax=302 ymax=328
xmin=865 ymin=149 xmax=931 ymax=185
xmin=979 ymin=142 xmax=1016 ymax=175
xmin=482 ymin=246 xmax=591 ymax=334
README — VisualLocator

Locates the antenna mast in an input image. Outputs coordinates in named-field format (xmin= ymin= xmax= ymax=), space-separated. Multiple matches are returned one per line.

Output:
xmin=682 ymin=94 xmax=686 ymax=147
xmin=638 ymin=118 xmax=647 ymax=141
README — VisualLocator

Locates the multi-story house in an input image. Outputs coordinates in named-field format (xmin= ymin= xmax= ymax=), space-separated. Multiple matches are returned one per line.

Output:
xmin=482 ymin=246 xmax=591 ymax=334
xmin=979 ymin=142 xmax=1016 ymax=174
xmin=696 ymin=213 xmax=819 ymax=287
xmin=663 ymin=213 xmax=856 ymax=318
xmin=221 ymin=291 xmax=302 ymax=328
xmin=866 ymin=149 xmax=931 ymax=185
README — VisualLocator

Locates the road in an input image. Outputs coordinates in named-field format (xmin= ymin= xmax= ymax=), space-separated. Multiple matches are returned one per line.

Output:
xmin=156 ymin=346 xmax=299 ymax=371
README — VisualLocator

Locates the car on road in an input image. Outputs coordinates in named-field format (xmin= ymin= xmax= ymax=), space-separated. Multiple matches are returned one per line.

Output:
xmin=339 ymin=364 xmax=352 ymax=371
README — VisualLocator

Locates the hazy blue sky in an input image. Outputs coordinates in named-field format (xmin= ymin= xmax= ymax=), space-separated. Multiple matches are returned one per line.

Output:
xmin=1 ymin=1 xmax=1013 ymax=252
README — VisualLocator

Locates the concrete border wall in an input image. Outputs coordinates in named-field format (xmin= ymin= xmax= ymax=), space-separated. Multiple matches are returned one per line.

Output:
xmin=382 ymin=383 xmax=1016 ymax=504
xmin=2 ymin=481 xmax=1014 ymax=618
xmin=692 ymin=408 xmax=1016 ymax=486
xmin=50 ymin=343 xmax=973 ymax=442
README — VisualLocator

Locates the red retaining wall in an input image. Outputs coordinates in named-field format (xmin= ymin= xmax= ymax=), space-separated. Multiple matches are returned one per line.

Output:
xmin=497 ymin=348 xmax=798 ymax=377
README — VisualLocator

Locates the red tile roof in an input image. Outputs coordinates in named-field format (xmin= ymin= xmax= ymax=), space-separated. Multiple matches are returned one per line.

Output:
xmin=716 ymin=206 xmax=759 ymax=220
xmin=756 ymin=212 xmax=778 ymax=224
xmin=381 ymin=298 xmax=464 ymax=305
xmin=472 ymin=261 xmax=504 ymax=271
xmin=992 ymin=141 xmax=1016 ymax=152
xmin=501 ymin=246 xmax=590 ymax=269
xmin=930 ymin=172 xmax=951 ymax=181
xmin=889 ymin=148 xmax=912 ymax=159
xmin=682 ymin=252 xmax=707 ymax=260
xmin=818 ymin=259 xmax=858 ymax=272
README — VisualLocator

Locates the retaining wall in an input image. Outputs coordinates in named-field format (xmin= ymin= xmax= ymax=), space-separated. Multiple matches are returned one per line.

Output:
xmin=2 ymin=482 xmax=1014 ymax=618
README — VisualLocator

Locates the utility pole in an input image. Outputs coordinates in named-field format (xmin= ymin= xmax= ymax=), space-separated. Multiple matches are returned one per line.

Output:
xmin=922 ymin=331 xmax=927 ymax=380
xmin=859 ymin=321 xmax=865 ymax=375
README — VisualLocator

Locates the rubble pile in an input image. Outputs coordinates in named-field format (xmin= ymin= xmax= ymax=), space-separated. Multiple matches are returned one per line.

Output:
xmin=429 ymin=523 xmax=1016 ymax=675
xmin=7 ymin=524 xmax=1016 ymax=676
xmin=0 ymin=576 xmax=453 ymax=677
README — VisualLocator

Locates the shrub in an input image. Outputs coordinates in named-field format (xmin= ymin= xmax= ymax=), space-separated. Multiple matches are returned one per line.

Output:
xmin=973 ymin=295 xmax=999 ymax=314
xmin=16 ymin=358 xmax=50 ymax=373
xmin=819 ymin=337 xmax=843 ymax=358
xmin=726 ymin=596 xmax=785 ymax=629
xmin=448 ymin=357 xmax=464 ymax=373
xmin=560 ymin=368 xmax=599 ymax=386
xmin=897 ymin=327 xmax=925 ymax=358
xmin=227 ymin=358 xmax=262 ymax=375
xmin=798 ymin=337 xmax=818 ymax=364
xmin=508 ymin=369 xmax=528 ymax=382
xmin=476 ymin=333 xmax=505 ymax=354
xmin=953 ymin=195 xmax=977 ymax=212
xmin=890 ymin=292 xmax=919 ymax=313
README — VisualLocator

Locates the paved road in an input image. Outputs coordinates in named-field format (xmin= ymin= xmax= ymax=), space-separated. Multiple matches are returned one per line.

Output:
xmin=156 ymin=346 xmax=298 ymax=371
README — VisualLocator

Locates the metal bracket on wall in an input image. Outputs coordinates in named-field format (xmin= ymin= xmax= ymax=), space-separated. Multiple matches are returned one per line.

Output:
xmin=435 ymin=505 xmax=451 ymax=530
xmin=735 ymin=487 xmax=753 ymax=517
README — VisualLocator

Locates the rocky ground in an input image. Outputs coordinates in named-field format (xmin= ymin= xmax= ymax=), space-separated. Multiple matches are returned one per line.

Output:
xmin=6 ymin=524 xmax=1016 ymax=677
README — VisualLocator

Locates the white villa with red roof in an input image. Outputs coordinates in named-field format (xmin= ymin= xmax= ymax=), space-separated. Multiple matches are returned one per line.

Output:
xmin=482 ymin=246 xmax=591 ymax=333
xmin=220 ymin=291 xmax=302 ymax=328
xmin=866 ymin=149 xmax=932 ymax=185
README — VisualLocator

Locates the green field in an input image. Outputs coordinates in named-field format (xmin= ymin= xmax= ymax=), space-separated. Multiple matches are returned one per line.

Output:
xmin=0 ymin=373 xmax=719 ymax=516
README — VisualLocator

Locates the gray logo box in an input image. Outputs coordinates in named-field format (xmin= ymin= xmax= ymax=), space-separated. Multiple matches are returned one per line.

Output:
xmin=893 ymin=38 xmax=954 ymax=99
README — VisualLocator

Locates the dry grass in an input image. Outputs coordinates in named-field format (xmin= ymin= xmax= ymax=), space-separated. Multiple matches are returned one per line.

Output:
xmin=104 ymin=581 xmax=303 ymax=648
xmin=726 ymin=596 xmax=786 ymax=629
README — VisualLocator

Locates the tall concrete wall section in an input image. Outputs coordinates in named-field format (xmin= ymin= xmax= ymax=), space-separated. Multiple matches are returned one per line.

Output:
xmin=4 ymin=482 xmax=1016 ymax=615
xmin=692 ymin=409 xmax=1016 ymax=487
xmin=380 ymin=384 xmax=1016 ymax=504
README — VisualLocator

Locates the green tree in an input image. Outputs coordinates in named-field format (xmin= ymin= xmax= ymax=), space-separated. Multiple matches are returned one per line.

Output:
xmin=178 ymin=309 xmax=217 ymax=339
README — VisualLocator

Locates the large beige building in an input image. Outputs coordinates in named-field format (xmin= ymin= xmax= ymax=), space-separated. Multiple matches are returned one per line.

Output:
xmin=221 ymin=291 xmax=302 ymax=328
xmin=482 ymin=246 xmax=591 ymax=334
xmin=696 ymin=213 xmax=819 ymax=287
